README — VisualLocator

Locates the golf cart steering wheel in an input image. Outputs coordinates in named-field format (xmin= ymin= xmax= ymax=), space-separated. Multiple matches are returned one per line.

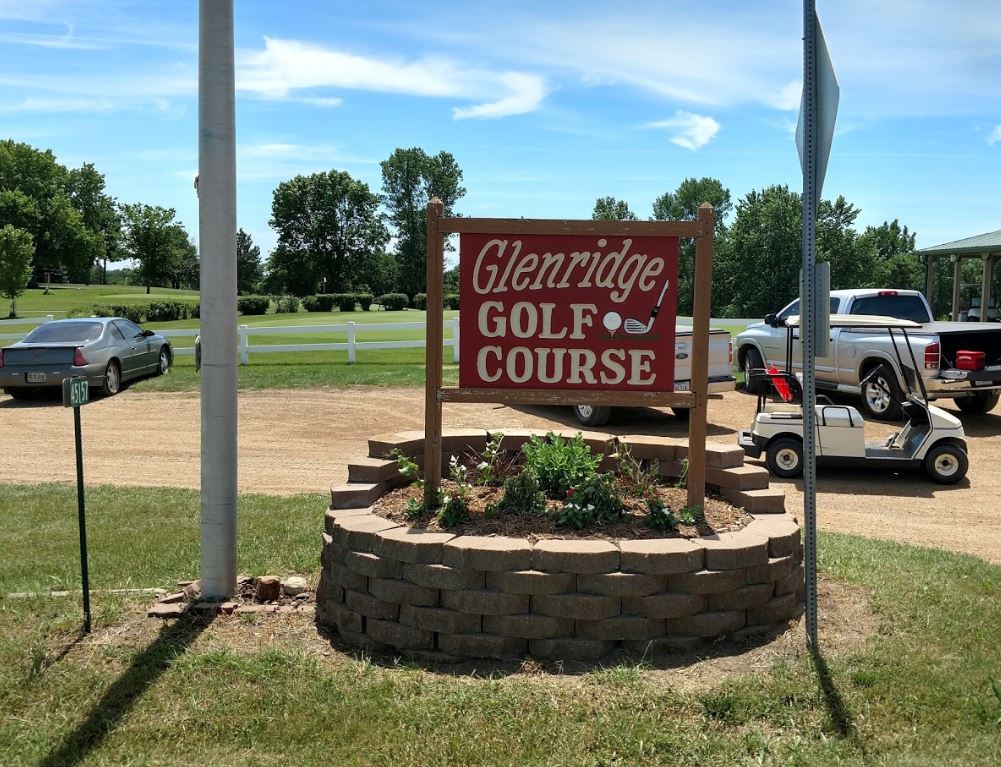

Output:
xmin=859 ymin=366 xmax=896 ymax=401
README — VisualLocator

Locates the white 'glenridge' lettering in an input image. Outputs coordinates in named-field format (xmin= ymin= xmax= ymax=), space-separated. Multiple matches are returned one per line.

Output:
xmin=472 ymin=238 xmax=665 ymax=303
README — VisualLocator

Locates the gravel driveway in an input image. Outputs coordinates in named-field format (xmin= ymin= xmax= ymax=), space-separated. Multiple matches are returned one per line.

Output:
xmin=2 ymin=388 xmax=999 ymax=564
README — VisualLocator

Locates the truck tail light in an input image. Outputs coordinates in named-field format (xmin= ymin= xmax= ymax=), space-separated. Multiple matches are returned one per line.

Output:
xmin=73 ymin=347 xmax=88 ymax=366
xmin=924 ymin=342 xmax=940 ymax=370
xmin=728 ymin=340 xmax=733 ymax=366
xmin=878 ymin=290 xmax=898 ymax=296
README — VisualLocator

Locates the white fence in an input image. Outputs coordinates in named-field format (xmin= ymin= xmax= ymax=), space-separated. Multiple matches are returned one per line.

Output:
xmin=161 ymin=318 xmax=461 ymax=365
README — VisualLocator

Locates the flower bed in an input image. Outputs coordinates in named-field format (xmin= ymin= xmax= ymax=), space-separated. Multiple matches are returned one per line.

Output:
xmin=317 ymin=428 xmax=804 ymax=662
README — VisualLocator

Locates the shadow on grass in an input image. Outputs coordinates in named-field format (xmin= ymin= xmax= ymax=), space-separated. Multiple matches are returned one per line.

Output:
xmin=811 ymin=645 xmax=855 ymax=738
xmin=38 ymin=614 xmax=213 ymax=767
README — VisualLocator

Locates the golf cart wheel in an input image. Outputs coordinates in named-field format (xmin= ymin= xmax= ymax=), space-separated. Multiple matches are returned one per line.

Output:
xmin=742 ymin=347 xmax=767 ymax=394
xmin=573 ymin=405 xmax=612 ymax=427
xmin=954 ymin=390 xmax=1000 ymax=414
xmin=766 ymin=437 xmax=803 ymax=478
xmin=923 ymin=442 xmax=968 ymax=484
xmin=860 ymin=364 xmax=902 ymax=421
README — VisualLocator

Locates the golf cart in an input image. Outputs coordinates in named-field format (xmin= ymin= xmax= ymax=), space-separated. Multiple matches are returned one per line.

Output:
xmin=738 ymin=314 xmax=969 ymax=484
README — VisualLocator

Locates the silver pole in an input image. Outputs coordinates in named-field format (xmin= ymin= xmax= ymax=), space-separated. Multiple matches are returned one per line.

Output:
xmin=801 ymin=0 xmax=820 ymax=648
xmin=198 ymin=0 xmax=238 ymax=599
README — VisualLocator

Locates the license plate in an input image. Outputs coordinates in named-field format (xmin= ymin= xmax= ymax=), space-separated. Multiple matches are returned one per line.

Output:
xmin=26 ymin=372 xmax=46 ymax=383
xmin=674 ymin=381 xmax=691 ymax=392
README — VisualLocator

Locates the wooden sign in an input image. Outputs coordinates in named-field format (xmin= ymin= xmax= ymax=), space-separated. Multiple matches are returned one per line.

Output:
xmin=459 ymin=233 xmax=679 ymax=391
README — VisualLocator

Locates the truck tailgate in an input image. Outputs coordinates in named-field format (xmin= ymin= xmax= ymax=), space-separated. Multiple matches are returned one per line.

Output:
xmin=674 ymin=327 xmax=732 ymax=382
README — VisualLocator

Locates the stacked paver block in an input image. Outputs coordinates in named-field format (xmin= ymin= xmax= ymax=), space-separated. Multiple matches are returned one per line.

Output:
xmin=317 ymin=430 xmax=804 ymax=661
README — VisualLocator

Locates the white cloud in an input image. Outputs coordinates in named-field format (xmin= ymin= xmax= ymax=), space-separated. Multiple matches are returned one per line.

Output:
xmin=237 ymin=37 xmax=546 ymax=119
xmin=648 ymin=111 xmax=720 ymax=151
xmin=0 ymin=96 xmax=116 ymax=113
xmin=988 ymin=126 xmax=1001 ymax=147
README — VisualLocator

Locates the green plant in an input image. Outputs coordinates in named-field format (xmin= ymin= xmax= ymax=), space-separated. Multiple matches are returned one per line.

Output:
xmin=437 ymin=492 xmax=469 ymax=527
xmin=238 ymin=295 xmax=270 ymax=315
xmin=679 ymin=504 xmax=701 ymax=526
xmin=301 ymin=295 xmax=322 ymax=312
xmin=555 ymin=474 xmax=623 ymax=529
xmin=612 ymin=442 xmax=660 ymax=501
xmin=376 ymin=292 xmax=409 ymax=311
xmin=487 ymin=471 xmax=546 ymax=517
xmin=357 ymin=293 xmax=374 ymax=311
xmin=275 ymin=295 xmax=300 ymax=313
xmin=675 ymin=457 xmax=690 ymax=489
xmin=522 ymin=432 xmax=601 ymax=499
xmin=990 ymin=678 xmax=1001 ymax=726
xmin=389 ymin=449 xmax=420 ymax=483
xmin=333 ymin=293 xmax=357 ymax=312
xmin=475 ymin=434 xmax=512 ymax=486
xmin=412 ymin=293 xmax=428 ymax=310
xmin=646 ymin=499 xmax=678 ymax=532
xmin=444 ymin=293 xmax=460 ymax=310
xmin=404 ymin=496 xmax=424 ymax=520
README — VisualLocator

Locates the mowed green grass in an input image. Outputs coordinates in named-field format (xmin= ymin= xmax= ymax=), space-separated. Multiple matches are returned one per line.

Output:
xmin=1 ymin=482 xmax=1000 ymax=766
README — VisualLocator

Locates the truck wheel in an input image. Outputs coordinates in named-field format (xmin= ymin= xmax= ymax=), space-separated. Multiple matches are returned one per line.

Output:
xmin=742 ymin=347 xmax=767 ymax=394
xmin=860 ymin=364 xmax=902 ymax=421
xmin=923 ymin=442 xmax=968 ymax=484
xmin=573 ymin=405 xmax=612 ymax=427
xmin=954 ymin=390 xmax=1000 ymax=414
xmin=766 ymin=437 xmax=803 ymax=478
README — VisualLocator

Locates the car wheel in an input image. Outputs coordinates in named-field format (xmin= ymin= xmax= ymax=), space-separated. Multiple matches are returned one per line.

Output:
xmin=102 ymin=360 xmax=121 ymax=396
xmin=156 ymin=346 xmax=172 ymax=376
xmin=923 ymin=442 xmax=968 ymax=484
xmin=671 ymin=406 xmax=691 ymax=420
xmin=859 ymin=364 xmax=902 ymax=421
xmin=766 ymin=437 xmax=803 ymax=478
xmin=954 ymin=390 xmax=1000 ymax=414
xmin=573 ymin=405 xmax=612 ymax=427
xmin=742 ymin=347 xmax=767 ymax=394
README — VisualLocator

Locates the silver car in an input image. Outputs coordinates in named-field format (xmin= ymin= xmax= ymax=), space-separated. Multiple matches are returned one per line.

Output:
xmin=1 ymin=317 xmax=173 ymax=399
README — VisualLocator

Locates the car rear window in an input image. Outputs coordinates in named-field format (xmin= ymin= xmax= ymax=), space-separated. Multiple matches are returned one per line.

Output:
xmin=850 ymin=295 xmax=930 ymax=323
xmin=23 ymin=322 xmax=104 ymax=343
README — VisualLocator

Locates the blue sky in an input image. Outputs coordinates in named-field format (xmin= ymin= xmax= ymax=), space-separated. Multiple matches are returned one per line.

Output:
xmin=2 ymin=0 xmax=999 ymax=260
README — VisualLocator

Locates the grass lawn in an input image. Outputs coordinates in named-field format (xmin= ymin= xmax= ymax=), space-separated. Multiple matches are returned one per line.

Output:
xmin=2 ymin=483 xmax=1000 ymax=766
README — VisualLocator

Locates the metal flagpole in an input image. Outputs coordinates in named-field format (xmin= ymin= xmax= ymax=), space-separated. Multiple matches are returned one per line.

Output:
xmin=198 ymin=0 xmax=238 ymax=599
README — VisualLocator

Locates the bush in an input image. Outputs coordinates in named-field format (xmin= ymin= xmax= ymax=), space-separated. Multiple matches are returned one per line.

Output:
xmin=332 ymin=293 xmax=357 ymax=312
xmin=488 ymin=471 xmax=546 ymax=517
xmin=444 ymin=293 xmax=460 ymax=310
xmin=146 ymin=300 xmax=192 ymax=322
xmin=301 ymin=295 xmax=321 ymax=312
xmin=357 ymin=293 xmax=374 ymax=311
xmin=413 ymin=293 xmax=428 ymax=310
xmin=522 ymin=432 xmax=601 ymax=499
xmin=238 ymin=295 xmax=270 ymax=315
xmin=554 ymin=474 xmax=624 ymax=529
xmin=275 ymin=295 xmax=300 ymax=313
xmin=376 ymin=293 xmax=409 ymax=311
xmin=191 ymin=302 xmax=200 ymax=319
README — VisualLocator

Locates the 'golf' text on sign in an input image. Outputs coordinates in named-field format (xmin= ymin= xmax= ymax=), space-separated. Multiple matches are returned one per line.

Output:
xmin=459 ymin=234 xmax=679 ymax=390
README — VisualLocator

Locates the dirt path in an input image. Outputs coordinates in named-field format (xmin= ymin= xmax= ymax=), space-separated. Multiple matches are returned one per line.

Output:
xmin=3 ymin=388 xmax=1000 ymax=564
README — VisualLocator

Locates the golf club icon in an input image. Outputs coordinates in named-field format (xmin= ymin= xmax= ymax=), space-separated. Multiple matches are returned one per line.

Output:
xmin=623 ymin=278 xmax=670 ymax=335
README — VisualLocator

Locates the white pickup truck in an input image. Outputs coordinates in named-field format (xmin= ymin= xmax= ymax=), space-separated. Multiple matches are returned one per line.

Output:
xmin=736 ymin=289 xmax=1001 ymax=419
xmin=573 ymin=325 xmax=735 ymax=425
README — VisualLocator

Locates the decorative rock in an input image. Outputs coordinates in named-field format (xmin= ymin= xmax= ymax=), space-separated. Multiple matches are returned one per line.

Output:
xmin=619 ymin=539 xmax=704 ymax=575
xmin=182 ymin=581 xmax=201 ymax=599
xmin=282 ymin=576 xmax=309 ymax=596
xmin=158 ymin=592 xmax=186 ymax=604
xmin=442 ymin=536 xmax=533 ymax=572
xmin=532 ymin=539 xmax=620 ymax=574
xmin=255 ymin=576 xmax=281 ymax=602
xmin=485 ymin=569 xmax=575 ymax=595
xmin=148 ymin=602 xmax=187 ymax=618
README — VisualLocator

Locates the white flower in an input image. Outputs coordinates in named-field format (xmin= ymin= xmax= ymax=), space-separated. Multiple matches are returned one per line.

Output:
xmin=478 ymin=461 xmax=489 ymax=470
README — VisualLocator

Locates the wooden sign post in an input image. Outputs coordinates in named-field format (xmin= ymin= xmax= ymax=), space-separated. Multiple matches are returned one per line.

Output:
xmin=424 ymin=200 xmax=714 ymax=511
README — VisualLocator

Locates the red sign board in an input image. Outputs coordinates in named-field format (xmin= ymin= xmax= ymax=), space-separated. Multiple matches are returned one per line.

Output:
xmin=459 ymin=233 xmax=679 ymax=390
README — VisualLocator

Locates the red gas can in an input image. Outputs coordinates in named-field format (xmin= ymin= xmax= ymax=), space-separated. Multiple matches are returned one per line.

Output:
xmin=956 ymin=350 xmax=986 ymax=370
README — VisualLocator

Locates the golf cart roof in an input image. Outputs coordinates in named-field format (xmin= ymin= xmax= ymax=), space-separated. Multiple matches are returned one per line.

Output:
xmin=783 ymin=313 xmax=922 ymax=329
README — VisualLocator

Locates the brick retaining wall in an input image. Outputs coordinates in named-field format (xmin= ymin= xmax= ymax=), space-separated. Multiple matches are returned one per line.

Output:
xmin=317 ymin=429 xmax=804 ymax=661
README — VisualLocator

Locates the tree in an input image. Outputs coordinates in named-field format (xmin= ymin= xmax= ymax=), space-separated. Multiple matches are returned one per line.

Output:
xmin=651 ymin=177 xmax=732 ymax=314
xmin=591 ymin=196 xmax=637 ymax=221
xmin=0 ymin=225 xmax=34 ymax=318
xmin=236 ymin=228 xmax=262 ymax=294
xmin=120 ymin=203 xmax=188 ymax=294
xmin=859 ymin=219 xmax=922 ymax=291
xmin=166 ymin=225 xmax=199 ymax=290
xmin=267 ymin=170 xmax=388 ymax=296
xmin=66 ymin=163 xmax=122 ymax=284
xmin=0 ymin=140 xmax=101 ymax=282
xmin=381 ymin=148 xmax=465 ymax=296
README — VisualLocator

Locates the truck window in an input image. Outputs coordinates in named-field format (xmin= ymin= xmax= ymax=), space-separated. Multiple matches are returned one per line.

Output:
xmin=850 ymin=295 xmax=930 ymax=323
xmin=778 ymin=297 xmax=840 ymax=321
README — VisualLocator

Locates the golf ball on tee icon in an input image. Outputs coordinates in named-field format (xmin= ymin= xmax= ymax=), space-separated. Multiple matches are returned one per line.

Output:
xmin=603 ymin=311 xmax=622 ymax=336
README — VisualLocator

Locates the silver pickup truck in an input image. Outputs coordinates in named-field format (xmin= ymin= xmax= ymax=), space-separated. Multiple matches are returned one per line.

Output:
xmin=573 ymin=325 xmax=735 ymax=425
xmin=736 ymin=289 xmax=1001 ymax=419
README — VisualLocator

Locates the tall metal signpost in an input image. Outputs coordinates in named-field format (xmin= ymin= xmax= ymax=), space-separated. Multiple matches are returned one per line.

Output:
xmin=63 ymin=376 xmax=92 ymax=634
xmin=198 ymin=0 xmax=238 ymax=599
xmin=798 ymin=1 xmax=839 ymax=648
